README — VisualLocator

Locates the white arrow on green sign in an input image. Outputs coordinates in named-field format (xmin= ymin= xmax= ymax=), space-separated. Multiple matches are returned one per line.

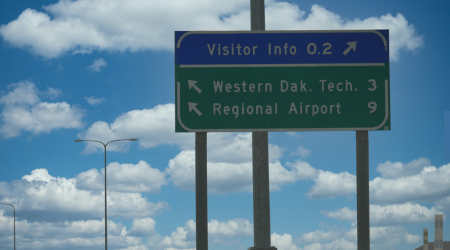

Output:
xmin=175 ymin=30 xmax=390 ymax=132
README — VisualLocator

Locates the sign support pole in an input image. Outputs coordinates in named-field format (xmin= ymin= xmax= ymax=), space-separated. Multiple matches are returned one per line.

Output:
xmin=196 ymin=132 xmax=208 ymax=250
xmin=250 ymin=1 xmax=276 ymax=249
xmin=356 ymin=131 xmax=370 ymax=250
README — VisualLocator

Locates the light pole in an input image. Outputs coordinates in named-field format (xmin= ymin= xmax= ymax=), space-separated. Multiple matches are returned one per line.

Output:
xmin=0 ymin=203 xmax=15 ymax=250
xmin=74 ymin=138 xmax=137 ymax=250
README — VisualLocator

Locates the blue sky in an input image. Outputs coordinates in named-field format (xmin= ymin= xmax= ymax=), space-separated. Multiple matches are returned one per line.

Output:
xmin=0 ymin=0 xmax=449 ymax=250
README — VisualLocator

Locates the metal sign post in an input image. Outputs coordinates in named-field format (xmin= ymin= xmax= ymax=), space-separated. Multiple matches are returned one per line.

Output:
xmin=250 ymin=1 xmax=276 ymax=250
xmin=356 ymin=131 xmax=370 ymax=249
xmin=195 ymin=132 xmax=208 ymax=250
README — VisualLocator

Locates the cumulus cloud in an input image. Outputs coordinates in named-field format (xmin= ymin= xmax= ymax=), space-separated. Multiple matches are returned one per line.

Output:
xmin=0 ymin=81 xmax=84 ymax=138
xmin=298 ymin=228 xmax=345 ymax=244
xmin=322 ymin=203 xmax=443 ymax=226
xmin=0 ymin=168 xmax=168 ymax=222
xmin=209 ymin=218 xmax=253 ymax=237
xmin=321 ymin=207 xmax=357 ymax=221
xmin=303 ymin=159 xmax=450 ymax=204
xmin=45 ymin=87 xmax=62 ymax=99
xmin=289 ymin=145 xmax=312 ymax=158
xmin=294 ymin=224 xmax=420 ymax=250
xmin=435 ymin=196 xmax=450 ymax=213
xmin=302 ymin=238 xmax=356 ymax=250
xmin=166 ymin=151 xmax=315 ymax=194
xmin=87 ymin=58 xmax=107 ymax=72
xmin=376 ymin=157 xmax=431 ymax=178
xmin=147 ymin=220 xmax=196 ymax=250
xmin=286 ymin=131 xmax=302 ymax=138
xmin=207 ymin=132 xmax=284 ymax=164
xmin=77 ymin=104 xmax=193 ymax=154
xmin=369 ymin=203 xmax=443 ymax=226
xmin=147 ymin=218 xmax=253 ymax=249
xmin=271 ymin=233 xmax=301 ymax=250
xmin=128 ymin=217 xmax=156 ymax=237
xmin=84 ymin=96 xmax=105 ymax=106
xmin=370 ymin=226 xmax=421 ymax=246
xmin=0 ymin=212 xmax=142 ymax=250
xmin=76 ymin=161 xmax=168 ymax=193
xmin=370 ymin=162 xmax=450 ymax=204
xmin=0 ymin=1 xmax=422 ymax=60
xmin=306 ymin=170 xmax=356 ymax=200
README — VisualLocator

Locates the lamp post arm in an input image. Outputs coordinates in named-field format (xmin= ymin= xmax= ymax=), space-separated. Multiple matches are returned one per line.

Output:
xmin=74 ymin=139 xmax=106 ymax=146
xmin=0 ymin=203 xmax=15 ymax=250
xmin=105 ymin=138 xmax=137 ymax=146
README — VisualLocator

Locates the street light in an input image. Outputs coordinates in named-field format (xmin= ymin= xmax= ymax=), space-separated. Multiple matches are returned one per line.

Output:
xmin=0 ymin=203 xmax=15 ymax=250
xmin=74 ymin=138 xmax=137 ymax=250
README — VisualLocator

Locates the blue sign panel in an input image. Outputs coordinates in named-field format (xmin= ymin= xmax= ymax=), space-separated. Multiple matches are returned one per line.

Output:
xmin=175 ymin=30 xmax=389 ymax=66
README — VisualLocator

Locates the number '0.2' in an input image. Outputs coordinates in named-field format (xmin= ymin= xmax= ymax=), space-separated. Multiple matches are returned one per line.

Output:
xmin=307 ymin=43 xmax=332 ymax=55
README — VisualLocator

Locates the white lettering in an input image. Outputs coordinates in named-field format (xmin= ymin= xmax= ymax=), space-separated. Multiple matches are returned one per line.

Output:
xmin=213 ymin=81 xmax=223 ymax=92
xmin=280 ymin=80 xmax=288 ymax=92
xmin=207 ymin=44 xmax=215 ymax=55
xmin=289 ymin=102 xmax=298 ymax=114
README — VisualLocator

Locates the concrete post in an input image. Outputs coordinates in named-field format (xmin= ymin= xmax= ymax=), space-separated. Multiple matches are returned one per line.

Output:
xmin=356 ymin=131 xmax=370 ymax=250
xmin=196 ymin=132 xmax=208 ymax=250
xmin=249 ymin=1 xmax=276 ymax=249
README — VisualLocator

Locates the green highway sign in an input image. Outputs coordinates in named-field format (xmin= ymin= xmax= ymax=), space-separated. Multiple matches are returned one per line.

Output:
xmin=175 ymin=30 xmax=390 ymax=132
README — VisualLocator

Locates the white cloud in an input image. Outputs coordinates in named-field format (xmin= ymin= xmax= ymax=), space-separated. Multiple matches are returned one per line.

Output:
xmin=117 ymin=246 xmax=149 ymax=250
xmin=271 ymin=233 xmax=301 ymax=250
xmin=128 ymin=217 xmax=156 ymax=237
xmin=435 ymin=196 xmax=450 ymax=213
xmin=0 ymin=80 xmax=40 ymax=106
xmin=0 ymin=81 xmax=84 ymax=138
xmin=147 ymin=218 xmax=253 ymax=249
xmin=370 ymin=162 xmax=450 ymax=204
xmin=0 ymin=168 xmax=168 ymax=222
xmin=369 ymin=203 xmax=444 ymax=226
xmin=45 ymin=87 xmax=62 ymax=99
xmin=76 ymin=161 xmax=168 ymax=193
xmin=321 ymin=207 xmax=357 ymax=221
xmin=302 ymin=239 xmax=356 ymax=250
xmin=0 ymin=1 xmax=422 ymax=60
xmin=84 ymin=96 xmax=105 ymax=106
xmin=376 ymin=157 xmax=431 ymax=178
xmin=208 ymin=218 xmax=253 ymax=238
xmin=297 ymin=227 xmax=345 ymax=244
xmin=166 ymin=151 xmax=315 ymax=194
xmin=303 ymin=159 xmax=450 ymax=204
xmin=290 ymin=145 xmax=312 ymax=158
xmin=207 ymin=132 xmax=283 ymax=164
xmin=296 ymin=224 xmax=419 ymax=250
xmin=147 ymin=220 xmax=196 ymax=250
xmin=0 ymin=211 xmax=143 ymax=250
xmin=286 ymin=132 xmax=302 ymax=138
xmin=77 ymin=104 xmax=193 ymax=154
xmin=306 ymin=170 xmax=356 ymax=200
xmin=370 ymin=226 xmax=421 ymax=246
xmin=87 ymin=58 xmax=107 ymax=72
xmin=323 ymin=203 xmax=443 ymax=226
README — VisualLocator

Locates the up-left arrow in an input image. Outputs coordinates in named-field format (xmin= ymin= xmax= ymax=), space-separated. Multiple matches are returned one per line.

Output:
xmin=188 ymin=102 xmax=202 ymax=116
xmin=188 ymin=80 xmax=202 ymax=94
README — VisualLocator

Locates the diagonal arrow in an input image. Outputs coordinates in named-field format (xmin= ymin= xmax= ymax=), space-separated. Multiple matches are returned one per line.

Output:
xmin=343 ymin=41 xmax=357 ymax=55
xmin=188 ymin=80 xmax=202 ymax=94
xmin=188 ymin=102 xmax=202 ymax=116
